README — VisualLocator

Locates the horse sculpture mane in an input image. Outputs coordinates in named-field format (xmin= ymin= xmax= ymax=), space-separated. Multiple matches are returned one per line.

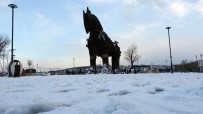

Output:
xmin=83 ymin=7 xmax=121 ymax=73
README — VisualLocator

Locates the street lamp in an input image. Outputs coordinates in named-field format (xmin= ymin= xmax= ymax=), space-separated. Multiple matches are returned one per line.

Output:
xmin=195 ymin=55 xmax=198 ymax=72
xmin=37 ymin=64 xmax=38 ymax=73
xmin=166 ymin=27 xmax=173 ymax=74
xmin=201 ymin=54 xmax=202 ymax=72
xmin=73 ymin=58 xmax=75 ymax=68
xmin=8 ymin=4 xmax=17 ymax=62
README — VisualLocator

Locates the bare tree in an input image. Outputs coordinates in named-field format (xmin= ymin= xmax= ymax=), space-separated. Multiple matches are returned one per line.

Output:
xmin=124 ymin=44 xmax=141 ymax=67
xmin=0 ymin=35 xmax=10 ymax=72
xmin=28 ymin=60 xmax=33 ymax=68
xmin=0 ymin=34 xmax=10 ymax=53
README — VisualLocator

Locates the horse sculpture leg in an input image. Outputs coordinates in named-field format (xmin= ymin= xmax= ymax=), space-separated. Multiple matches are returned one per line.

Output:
xmin=112 ymin=57 xmax=116 ymax=74
xmin=112 ymin=56 xmax=120 ymax=74
xmin=102 ymin=54 xmax=109 ymax=69
xmin=90 ymin=55 xmax=96 ymax=73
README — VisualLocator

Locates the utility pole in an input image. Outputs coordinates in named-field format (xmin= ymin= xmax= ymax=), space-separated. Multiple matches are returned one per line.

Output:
xmin=195 ymin=55 xmax=198 ymax=72
xmin=73 ymin=58 xmax=75 ymax=68
xmin=8 ymin=4 xmax=17 ymax=62
xmin=201 ymin=54 xmax=202 ymax=72
xmin=166 ymin=27 xmax=173 ymax=74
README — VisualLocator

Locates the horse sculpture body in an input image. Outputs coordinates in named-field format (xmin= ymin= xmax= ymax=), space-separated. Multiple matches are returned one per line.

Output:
xmin=83 ymin=7 xmax=121 ymax=73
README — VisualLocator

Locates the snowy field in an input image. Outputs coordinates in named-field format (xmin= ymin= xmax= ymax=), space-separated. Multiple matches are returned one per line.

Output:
xmin=0 ymin=73 xmax=203 ymax=114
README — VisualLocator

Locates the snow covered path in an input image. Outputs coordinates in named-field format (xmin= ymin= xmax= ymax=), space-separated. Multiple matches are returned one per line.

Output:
xmin=0 ymin=73 xmax=203 ymax=114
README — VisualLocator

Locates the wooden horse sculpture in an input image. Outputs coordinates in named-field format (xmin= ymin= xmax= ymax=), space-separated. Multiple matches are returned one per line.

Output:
xmin=83 ymin=7 xmax=121 ymax=73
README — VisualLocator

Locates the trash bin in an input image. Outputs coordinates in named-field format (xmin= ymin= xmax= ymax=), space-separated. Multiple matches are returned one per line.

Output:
xmin=8 ymin=60 xmax=23 ymax=77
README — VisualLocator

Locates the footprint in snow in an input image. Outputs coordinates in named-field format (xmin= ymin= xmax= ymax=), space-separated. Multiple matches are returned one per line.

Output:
xmin=148 ymin=87 xmax=164 ymax=94
xmin=96 ymin=88 xmax=110 ymax=93
xmin=141 ymin=82 xmax=151 ymax=87
xmin=109 ymin=90 xmax=131 ymax=96
xmin=56 ymin=89 xmax=74 ymax=93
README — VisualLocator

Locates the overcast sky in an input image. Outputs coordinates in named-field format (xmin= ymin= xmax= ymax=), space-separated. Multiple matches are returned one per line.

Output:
xmin=0 ymin=0 xmax=203 ymax=69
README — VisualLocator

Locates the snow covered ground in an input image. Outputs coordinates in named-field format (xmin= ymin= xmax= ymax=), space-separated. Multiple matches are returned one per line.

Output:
xmin=0 ymin=73 xmax=203 ymax=114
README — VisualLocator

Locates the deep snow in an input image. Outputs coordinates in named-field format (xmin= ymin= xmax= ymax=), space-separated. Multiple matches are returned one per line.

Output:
xmin=0 ymin=73 xmax=203 ymax=114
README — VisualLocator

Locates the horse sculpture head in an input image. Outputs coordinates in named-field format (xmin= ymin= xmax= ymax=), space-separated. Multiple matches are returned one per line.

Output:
xmin=83 ymin=7 xmax=91 ymax=34
xmin=83 ymin=7 xmax=103 ymax=35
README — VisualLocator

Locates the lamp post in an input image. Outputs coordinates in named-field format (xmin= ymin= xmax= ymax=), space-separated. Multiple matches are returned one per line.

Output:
xmin=73 ymin=58 xmax=75 ymax=68
xmin=8 ymin=4 xmax=17 ymax=62
xmin=37 ymin=64 xmax=38 ymax=73
xmin=201 ymin=54 xmax=202 ymax=72
xmin=195 ymin=55 xmax=198 ymax=72
xmin=166 ymin=27 xmax=173 ymax=74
